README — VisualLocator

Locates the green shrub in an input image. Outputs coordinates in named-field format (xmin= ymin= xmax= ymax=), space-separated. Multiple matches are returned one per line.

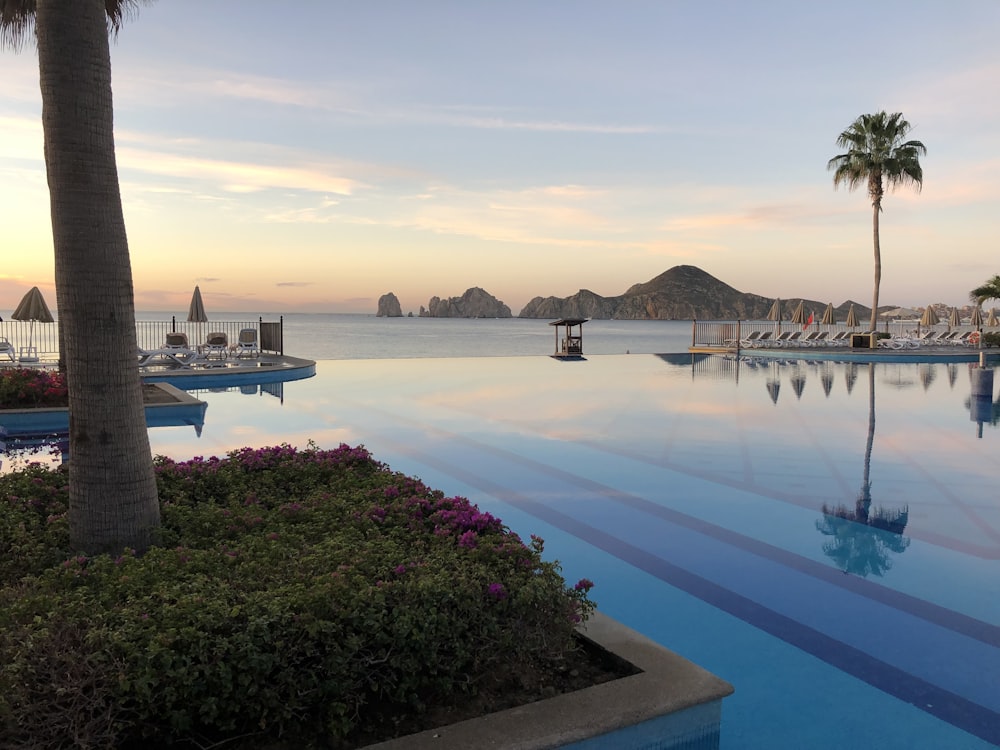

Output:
xmin=0 ymin=444 xmax=595 ymax=748
xmin=981 ymin=331 xmax=1000 ymax=348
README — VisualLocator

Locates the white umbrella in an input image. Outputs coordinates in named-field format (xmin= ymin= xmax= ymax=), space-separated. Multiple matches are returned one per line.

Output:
xmin=11 ymin=286 xmax=55 ymax=351
xmin=987 ymin=308 xmax=999 ymax=327
xmin=820 ymin=303 xmax=836 ymax=326
xmin=919 ymin=305 xmax=939 ymax=328
xmin=767 ymin=298 xmax=782 ymax=334
xmin=845 ymin=304 xmax=859 ymax=329
xmin=790 ymin=300 xmax=807 ymax=325
xmin=970 ymin=305 xmax=984 ymax=328
xmin=948 ymin=307 xmax=960 ymax=329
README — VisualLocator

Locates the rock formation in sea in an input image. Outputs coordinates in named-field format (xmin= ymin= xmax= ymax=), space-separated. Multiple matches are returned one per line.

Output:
xmin=376 ymin=292 xmax=403 ymax=317
xmin=517 ymin=265 xmax=873 ymax=321
xmin=419 ymin=287 xmax=512 ymax=318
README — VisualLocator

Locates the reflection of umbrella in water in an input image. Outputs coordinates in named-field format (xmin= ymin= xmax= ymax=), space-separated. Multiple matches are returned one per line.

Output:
xmin=918 ymin=363 xmax=936 ymax=391
xmin=820 ymin=303 xmax=836 ymax=326
xmin=987 ymin=308 xmax=999 ymax=327
xmin=821 ymin=369 xmax=834 ymax=397
xmin=12 ymin=286 xmax=55 ymax=351
xmin=845 ymin=362 xmax=858 ymax=394
xmin=947 ymin=363 xmax=959 ymax=389
xmin=845 ymin=304 xmax=859 ymax=329
xmin=766 ymin=379 xmax=780 ymax=404
xmin=790 ymin=300 xmax=807 ymax=325
xmin=791 ymin=373 xmax=806 ymax=400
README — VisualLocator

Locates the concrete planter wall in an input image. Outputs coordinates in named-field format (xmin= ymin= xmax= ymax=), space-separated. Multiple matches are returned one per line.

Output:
xmin=365 ymin=610 xmax=733 ymax=750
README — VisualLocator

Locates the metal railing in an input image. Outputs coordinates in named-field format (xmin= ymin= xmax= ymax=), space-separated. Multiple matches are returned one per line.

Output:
xmin=0 ymin=316 xmax=283 ymax=363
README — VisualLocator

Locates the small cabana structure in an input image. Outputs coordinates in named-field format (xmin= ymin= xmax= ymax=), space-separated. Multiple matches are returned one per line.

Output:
xmin=550 ymin=318 xmax=587 ymax=358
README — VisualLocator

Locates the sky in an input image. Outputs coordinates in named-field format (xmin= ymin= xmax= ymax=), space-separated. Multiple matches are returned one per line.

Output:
xmin=2 ymin=1 xmax=999 ymax=315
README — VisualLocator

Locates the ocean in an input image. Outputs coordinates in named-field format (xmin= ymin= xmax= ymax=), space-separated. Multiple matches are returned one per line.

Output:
xmin=136 ymin=312 xmax=697 ymax=360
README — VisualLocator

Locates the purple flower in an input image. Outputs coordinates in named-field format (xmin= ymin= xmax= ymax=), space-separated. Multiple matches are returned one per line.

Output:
xmin=574 ymin=578 xmax=594 ymax=592
xmin=487 ymin=583 xmax=507 ymax=600
xmin=458 ymin=530 xmax=478 ymax=549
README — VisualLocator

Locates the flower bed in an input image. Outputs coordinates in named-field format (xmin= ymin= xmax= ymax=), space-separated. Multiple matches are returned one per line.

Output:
xmin=0 ymin=443 xmax=597 ymax=748
xmin=0 ymin=368 xmax=67 ymax=409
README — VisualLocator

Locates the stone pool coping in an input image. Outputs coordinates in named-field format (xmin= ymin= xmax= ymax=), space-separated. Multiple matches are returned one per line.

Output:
xmin=364 ymin=610 xmax=734 ymax=750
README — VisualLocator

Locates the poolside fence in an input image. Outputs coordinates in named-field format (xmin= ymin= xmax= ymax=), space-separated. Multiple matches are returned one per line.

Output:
xmin=0 ymin=316 xmax=283 ymax=363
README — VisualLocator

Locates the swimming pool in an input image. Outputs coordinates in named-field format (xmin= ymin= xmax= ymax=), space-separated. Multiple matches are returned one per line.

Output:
xmin=144 ymin=355 xmax=999 ymax=748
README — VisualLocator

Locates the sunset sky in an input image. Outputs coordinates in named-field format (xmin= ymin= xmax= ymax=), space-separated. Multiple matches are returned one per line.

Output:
xmin=2 ymin=1 xmax=999 ymax=315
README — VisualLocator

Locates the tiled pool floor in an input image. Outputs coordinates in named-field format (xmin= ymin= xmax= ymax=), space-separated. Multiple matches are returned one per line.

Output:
xmin=147 ymin=355 xmax=1000 ymax=749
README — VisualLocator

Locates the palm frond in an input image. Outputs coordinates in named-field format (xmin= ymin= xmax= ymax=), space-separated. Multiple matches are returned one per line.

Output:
xmin=0 ymin=0 xmax=150 ymax=48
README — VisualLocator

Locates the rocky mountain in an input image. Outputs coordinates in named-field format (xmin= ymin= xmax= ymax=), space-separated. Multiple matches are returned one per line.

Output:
xmin=518 ymin=265 xmax=873 ymax=321
xmin=419 ymin=287 xmax=512 ymax=318
xmin=376 ymin=292 xmax=403 ymax=317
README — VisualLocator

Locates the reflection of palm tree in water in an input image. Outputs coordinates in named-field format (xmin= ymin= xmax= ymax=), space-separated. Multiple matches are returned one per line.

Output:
xmin=816 ymin=363 xmax=910 ymax=577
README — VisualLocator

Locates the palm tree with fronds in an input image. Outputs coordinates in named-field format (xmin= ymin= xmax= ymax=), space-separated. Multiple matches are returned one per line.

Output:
xmin=970 ymin=274 xmax=1000 ymax=306
xmin=828 ymin=112 xmax=927 ymax=332
xmin=1 ymin=0 xmax=160 ymax=554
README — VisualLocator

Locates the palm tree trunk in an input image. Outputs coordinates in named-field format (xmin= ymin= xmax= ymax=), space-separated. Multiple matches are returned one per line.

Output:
xmin=36 ymin=0 xmax=160 ymax=554
xmin=870 ymin=202 xmax=881 ymax=332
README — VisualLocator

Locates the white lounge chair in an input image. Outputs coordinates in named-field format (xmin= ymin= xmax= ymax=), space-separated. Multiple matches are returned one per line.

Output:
xmin=203 ymin=331 xmax=229 ymax=360
xmin=0 ymin=337 xmax=14 ymax=363
xmin=234 ymin=328 xmax=260 ymax=358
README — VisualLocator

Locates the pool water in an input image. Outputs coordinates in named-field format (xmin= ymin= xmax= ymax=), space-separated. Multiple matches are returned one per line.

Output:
xmin=121 ymin=355 xmax=1000 ymax=748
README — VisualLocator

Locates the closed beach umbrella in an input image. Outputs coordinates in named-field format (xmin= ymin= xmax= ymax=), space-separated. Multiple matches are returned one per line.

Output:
xmin=820 ymin=303 xmax=836 ymax=326
xmin=187 ymin=285 xmax=208 ymax=323
xmin=12 ymin=286 xmax=55 ymax=349
xmin=790 ymin=300 xmax=806 ymax=325
xmin=767 ymin=298 xmax=782 ymax=321
xmin=970 ymin=305 xmax=984 ymax=328
xmin=948 ymin=307 xmax=960 ymax=329
xmin=767 ymin=298 xmax=782 ymax=333
xmin=845 ymin=304 xmax=859 ymax=329
xmin=987 ymin=308 xmax=999 ymax=327
xmin=919 ymin=305 xmax=939 ymax=327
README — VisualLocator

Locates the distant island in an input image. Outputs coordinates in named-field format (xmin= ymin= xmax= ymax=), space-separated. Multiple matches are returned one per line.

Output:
xmin=382 ymin=266 xmax=877 ymax=320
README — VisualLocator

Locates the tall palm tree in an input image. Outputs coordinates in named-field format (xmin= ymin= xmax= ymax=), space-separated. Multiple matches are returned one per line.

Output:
xmin=1 ymin=0 xmax=160 ymax=554
xmin=828 ymin=112 xmax=926 ymax=332
xmin=970 ymin=274 xmax=1000 ymax=306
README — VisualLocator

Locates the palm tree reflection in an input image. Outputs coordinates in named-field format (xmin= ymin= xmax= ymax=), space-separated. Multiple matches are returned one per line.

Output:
xmin=816 ymin=363 xmax=910 ymax=576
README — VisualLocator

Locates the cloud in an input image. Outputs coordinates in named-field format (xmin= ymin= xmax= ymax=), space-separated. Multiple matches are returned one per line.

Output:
xmin=276 ymin=281 xmax=314 ymax=288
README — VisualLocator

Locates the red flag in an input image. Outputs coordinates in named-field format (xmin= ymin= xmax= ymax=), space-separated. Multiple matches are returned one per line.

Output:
xmin=803 ymin=312 xmax=813 ymax=331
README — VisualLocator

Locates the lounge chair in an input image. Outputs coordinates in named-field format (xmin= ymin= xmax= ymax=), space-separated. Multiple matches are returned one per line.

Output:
xmin=749 ymin=331 xmax=773 ymax=348
xmin=0 ymin=337 xmax=14 ymax=363
xmin=234 ymin=328 xmax=260 ymax=358
xmin=203 ymin=331 xmax=229 ymax=360
xmin=138 ymin=332 xmax=198 ymax=368
xmin=164 ymin=332 xmax=191 ymax=350
xmin=773 ymin=331 xmax=803 ymax=347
